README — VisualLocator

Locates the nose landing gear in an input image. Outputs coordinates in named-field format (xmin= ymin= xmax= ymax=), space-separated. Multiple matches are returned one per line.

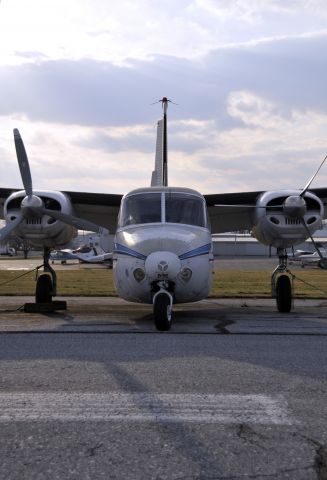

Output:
xmin=271 ymin=248 xmax=293 ymax=313
xmin=153 ymin=287 xmax=173 ymax=331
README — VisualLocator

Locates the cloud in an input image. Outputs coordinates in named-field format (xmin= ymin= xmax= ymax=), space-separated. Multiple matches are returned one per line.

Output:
xmin=194 ymin=0 xmax=327 ymax=23
xmin=1 ymin=32 xmax=327 ymax=129
xmin=1 ymin=30 xmax=327 ymax=195
xmin=2 ymin=91 xmax=327 ymax=197
xmin=2 ymin=0 xmax=327 ymax=68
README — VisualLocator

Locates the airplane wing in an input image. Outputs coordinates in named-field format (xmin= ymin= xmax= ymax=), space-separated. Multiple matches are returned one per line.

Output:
xmin=205 ymin=187 xmax=327 ymax=234
xmin=2 ymin=186 xmax=327 ymax=235
xmin=205 ymin=191 xmax=260 ymax=233
xmin=63 ymin=190 xmax=122 ymax=231
xmin=0 ymin=188 xmax=122 ymax=232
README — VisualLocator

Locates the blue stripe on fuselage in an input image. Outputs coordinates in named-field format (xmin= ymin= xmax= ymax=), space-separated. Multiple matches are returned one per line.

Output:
xmin=114 ymin=242 xmax=211 ymax=261
xmin=114 ymin=243 xmax=147 ymax=260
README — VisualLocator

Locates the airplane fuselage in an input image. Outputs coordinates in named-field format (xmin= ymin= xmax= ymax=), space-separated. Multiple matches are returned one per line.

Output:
xmin=113 ymin=187 xmax=214 ymax=304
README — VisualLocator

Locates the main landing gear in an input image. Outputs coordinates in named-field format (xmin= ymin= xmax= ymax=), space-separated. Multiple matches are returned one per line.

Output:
xmin=153 ymin=287 xmax=173 ymax=331
xmin=36 ymin=247 xmax=56 ymax=303
xmin=271 ymin=248 xmax=293 ymax=313
xmin=24 ymin=247 xmax=66 ymax=312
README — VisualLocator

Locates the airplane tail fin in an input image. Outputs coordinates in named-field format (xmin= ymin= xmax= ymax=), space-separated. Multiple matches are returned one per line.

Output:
xmin=151 ymin=119 xmax=164 ymax=186
xmin=151 ymin=98 xmax=168 ymax=187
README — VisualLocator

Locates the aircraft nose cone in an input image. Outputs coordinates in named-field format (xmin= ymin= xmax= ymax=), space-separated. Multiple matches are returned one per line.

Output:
xmin=145 ymin=251 xmax=181 ymax=280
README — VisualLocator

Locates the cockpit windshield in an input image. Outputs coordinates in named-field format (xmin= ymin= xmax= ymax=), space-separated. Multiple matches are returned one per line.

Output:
xmin=119 ymin=191 xmax=208 ymax=228
xmin=119 ymin=193 xmax=162 ymax=227
xmin=165 ymin=193 xmax=206 ymax=227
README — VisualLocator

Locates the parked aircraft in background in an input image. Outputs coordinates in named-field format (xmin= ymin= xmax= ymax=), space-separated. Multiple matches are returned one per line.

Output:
xmin=50 ymin=246 xmax=113 ymax=266
xmin=1 ymin=97 xmax=327 ymax=330
xmin=299 ymin=248 xmax=327 ymax=268
xmin=0 ymin=245 xmax=16 ymax=256
xmin=50 ymin=249 xmax=79 ymax=264
xmin=70 ymin=245 xmax=113 ymax=266
xmin=292 ymin=249 xmax=314 ymax=259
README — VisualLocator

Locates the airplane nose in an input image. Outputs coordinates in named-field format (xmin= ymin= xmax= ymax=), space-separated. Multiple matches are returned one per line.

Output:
xmin=145 ymin=251 xmax=181 ymax=281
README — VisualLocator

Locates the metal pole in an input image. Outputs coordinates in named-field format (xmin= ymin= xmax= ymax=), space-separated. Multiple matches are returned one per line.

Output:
xmin=162 ymin=99 xmax=168 ymax=186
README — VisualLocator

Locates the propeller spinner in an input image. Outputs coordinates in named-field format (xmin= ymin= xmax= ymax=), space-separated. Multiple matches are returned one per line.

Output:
xmin=282 ymin=195 xmax=307 ymax=218
xmin=0 ymin=129 xmax=108 ymax=244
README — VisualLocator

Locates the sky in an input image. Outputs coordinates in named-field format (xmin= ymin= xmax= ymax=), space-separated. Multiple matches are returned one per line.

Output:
xmin=1 ymin=0 xmax=327 ymax=195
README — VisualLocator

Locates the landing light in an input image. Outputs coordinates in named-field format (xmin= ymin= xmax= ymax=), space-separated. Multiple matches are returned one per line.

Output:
xmin=180 ymin=267 xmax=192 ymax=282
xmin=133 ymin=268 xmax=146 ymax=282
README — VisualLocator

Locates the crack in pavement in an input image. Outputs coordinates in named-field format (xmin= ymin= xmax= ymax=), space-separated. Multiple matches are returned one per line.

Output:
xmin=214 ymin=316 xmax=235 ymax=334
xmin=84 ymin=441 xmax=104 ymax=457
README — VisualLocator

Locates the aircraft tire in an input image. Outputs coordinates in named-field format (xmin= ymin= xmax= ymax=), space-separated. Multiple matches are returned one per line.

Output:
xmin=36 ymin=274 xmax=53 ymax=303
xmin=276 ymin=274 xmax=292 ymax=313
xmin=154 ymin=293 xmax=172 ymax=331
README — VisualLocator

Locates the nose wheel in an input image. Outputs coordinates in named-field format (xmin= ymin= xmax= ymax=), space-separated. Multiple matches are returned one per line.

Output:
xmin=153 ymin=291 xmax=173 ymax=331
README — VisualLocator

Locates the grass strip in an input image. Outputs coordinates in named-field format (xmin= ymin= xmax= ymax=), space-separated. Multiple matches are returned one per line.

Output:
xmin=213 ymin=269 xmax=327 ymax=298
xmin=0 ymin=268 xmax=326 ymax=298
xmin=0 ymin=270 xmax=117 ymax=296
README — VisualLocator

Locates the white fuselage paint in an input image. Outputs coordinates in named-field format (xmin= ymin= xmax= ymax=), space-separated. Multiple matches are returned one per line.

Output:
xmin=113 ymin=223 xmax=213 ymax=304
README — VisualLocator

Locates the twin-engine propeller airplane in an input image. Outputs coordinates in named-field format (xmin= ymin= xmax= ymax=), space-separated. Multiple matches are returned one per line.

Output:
xmin=1 ymin=97 xmax=327 ymax=330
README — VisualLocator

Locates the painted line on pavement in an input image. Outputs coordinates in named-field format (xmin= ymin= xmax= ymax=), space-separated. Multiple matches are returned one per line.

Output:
xmin=0 ymin=393 xmax=295 ymax=424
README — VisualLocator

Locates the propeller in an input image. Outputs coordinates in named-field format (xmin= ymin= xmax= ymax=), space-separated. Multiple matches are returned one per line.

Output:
xmin=214 ymin=154 xmax=327 ymax=261
xmin=300 ymin=154 xmax=327 ymax=197
xmin=0 ymin=213 xmax=24 ymax=243
xmin=215 ymin=153 xmax=327 ymax=220
xmin=300 ymin=218 xmax=327 ymax=268
xmin=13 ymin=129 xmax=33 ymax=197
xmin=0 ymin=129 xmax=108 ymax=243
xmin=297 ymin=154 xmax=327 ymax=267
xmin=40 ymin=209 xmax=108 ymax=235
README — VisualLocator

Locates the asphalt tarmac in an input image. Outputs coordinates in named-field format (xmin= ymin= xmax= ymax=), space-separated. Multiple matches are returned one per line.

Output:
xmin=0 ymin=257 xmax=326 ymax=479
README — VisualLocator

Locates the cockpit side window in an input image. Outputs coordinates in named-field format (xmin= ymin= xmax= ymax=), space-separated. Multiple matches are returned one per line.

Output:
xmin=165 ymin=193 xmax=207 ymax=227
xmin=119 ymin=193 xmax=162 ymax=227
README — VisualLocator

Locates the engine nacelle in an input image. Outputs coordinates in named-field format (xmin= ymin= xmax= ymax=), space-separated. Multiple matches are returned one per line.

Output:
xmin=4 ymin=190 xmax=77 ymax=248
xmin=251 ymin=190 xmax=323 ymax=248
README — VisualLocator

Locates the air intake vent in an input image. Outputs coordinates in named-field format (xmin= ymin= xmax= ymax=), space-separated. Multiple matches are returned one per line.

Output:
xmin=285 ymin=218 xmax=301 ymax=225
xmin=26 ymin=218 xmax=42 ymax=225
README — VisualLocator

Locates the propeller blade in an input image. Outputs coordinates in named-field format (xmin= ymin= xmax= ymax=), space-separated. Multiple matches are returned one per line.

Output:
xmin=0 ymin=214 xmax=24 ymax=243
xmin=214 ymin=204 xmax=256 ymax=208
xmin=300 ymin=154 xmax=327 ymax=197
xmin=300 ymin=217 xmax=326 ymax=262
xmin=13 ymin=129 xmax=33 ymax=197
xmin=41 ymin=208 xmax=109 ymax=234
xmin=214 ymin=204 xmax=283 ymax=209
